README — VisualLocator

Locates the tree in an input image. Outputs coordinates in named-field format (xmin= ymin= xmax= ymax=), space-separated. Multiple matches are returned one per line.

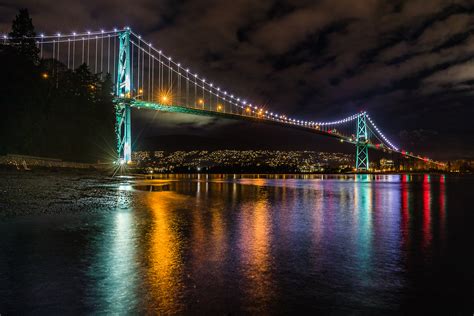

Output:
xmin=9 ymin=8 xmax=39 ymax=63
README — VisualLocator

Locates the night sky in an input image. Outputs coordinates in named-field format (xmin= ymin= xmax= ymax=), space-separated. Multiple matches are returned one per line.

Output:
xmin=2 ymin=0 xmax=474 ymax=159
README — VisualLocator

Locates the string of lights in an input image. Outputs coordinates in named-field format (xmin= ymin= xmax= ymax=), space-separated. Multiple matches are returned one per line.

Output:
xmin=8 ymin=27 xmax=437 ymax=162
xmin=366 ymin=114 xmax=398 ymax=151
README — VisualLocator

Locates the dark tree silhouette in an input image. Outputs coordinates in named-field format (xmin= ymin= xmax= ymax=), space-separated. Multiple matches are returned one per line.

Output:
xmin=9 ymin=9 xmax=39 ymax=63
xmin=0 ymin=9 xmax=116 ymax=163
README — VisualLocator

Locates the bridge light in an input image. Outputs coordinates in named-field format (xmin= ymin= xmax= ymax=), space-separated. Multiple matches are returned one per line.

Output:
xmin=87 ymin=31 xmax=91 ymax=35
xmin=41 ymin=72 xmax=49 ymax=79
xmin=160 ymin=93 xmax=170 ymax=104
xmin=246 ymin=107 xmax=251 ymax=113
xmin=217 ymin=104 xmax=223 ymax=111
xmin=198 ymin=98 xmax=204 ymax=105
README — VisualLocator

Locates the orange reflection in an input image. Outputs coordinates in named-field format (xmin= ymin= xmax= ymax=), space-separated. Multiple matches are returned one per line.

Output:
xmin=239 ymin=193 xmax=274 ymax=309
xmin=146 ymin=192 xmax=185 ymax=313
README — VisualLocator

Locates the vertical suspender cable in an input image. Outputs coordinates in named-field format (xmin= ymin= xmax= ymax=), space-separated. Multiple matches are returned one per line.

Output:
xmin=82 ymin=37 xmax=85 ymax=65
xmin=141 ymin=49 xmax=144 ymax=96
xmin=137 ymin=41 xmax=140 ymax=94
xmin=67 ymin=39 xmax=70 ymax=68
xmin=95 ymin=36 xmax=98 ymax=73
xmin=151 ymin=56 xmax=154 ymax=102
xmin=148 ymin=45 xmax=151 ymax=101
xmin=107 ymin=35 xmax=110 ymax=74
xmin=168 ymin=58 xmax=171 ymax=88
xmin=51 ymin=40 xmax=55 ymax=78
xmin=178 ymin=67 xmax=181 ymax=105
xmin=72 ymin=35 xmax=75 ymax=69
xmin=87 ymin=35 xmax=90 ymax=66
xmin=100 ymin=35 xmax=104 ymax=77
xmin=159 ymin=53 xmax=162 ymax=91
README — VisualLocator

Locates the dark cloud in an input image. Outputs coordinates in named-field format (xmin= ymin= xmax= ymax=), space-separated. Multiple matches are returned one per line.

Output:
xmin=1 ymin=0 xmax=474 ymax=159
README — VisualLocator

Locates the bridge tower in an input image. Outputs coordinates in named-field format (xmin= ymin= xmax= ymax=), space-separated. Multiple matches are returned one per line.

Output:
xmin=355 ymin=112 xmax=369 ymax=171
xmin=115 ymin=29 xmax=132 ymax=163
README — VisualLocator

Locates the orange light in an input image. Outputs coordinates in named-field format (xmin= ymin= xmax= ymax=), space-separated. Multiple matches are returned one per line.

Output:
xmin=41 ymin=72 xmax=48 ymax=79
xmin=198 ymin=99 xmax=204 ymax=105
xmin=139 ymin=89 xmax=143 ymax=94
xmin=246 ymin=107 xmax=251 ymax=113
xmin=217 ymin=104 xmax=222 ymax=111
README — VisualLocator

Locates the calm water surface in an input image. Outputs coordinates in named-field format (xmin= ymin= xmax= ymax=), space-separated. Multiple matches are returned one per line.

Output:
xmin=0 ymin=174 xmax=473 ymax=314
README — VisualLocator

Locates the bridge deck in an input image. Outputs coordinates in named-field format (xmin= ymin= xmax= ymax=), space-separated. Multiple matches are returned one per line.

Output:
xmin=129 ymin=99 xmax=353 ymax=142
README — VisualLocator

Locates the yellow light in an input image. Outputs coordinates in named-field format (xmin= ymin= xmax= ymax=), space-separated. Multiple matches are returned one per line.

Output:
xmin=41 ymin=72 xmax=48 ymax=79
xmin=198 ymin=99 xmax=204 ymax=105
xmin=139 ymin=89 xmax=143 ymax=94
xmin=217 ymin=104 xmax=222 ymax=111
xmin=161 ymin=95 xmax=168 ymax=102
xmin=246 ymin=107 xmax=251 ymax=113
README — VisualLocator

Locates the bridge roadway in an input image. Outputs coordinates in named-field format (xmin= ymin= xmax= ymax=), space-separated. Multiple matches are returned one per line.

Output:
xmin=124 ymin=98 xmax=389 ymax=152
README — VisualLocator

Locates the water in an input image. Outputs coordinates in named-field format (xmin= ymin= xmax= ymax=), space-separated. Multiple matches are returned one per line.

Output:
xmin=0 ymin=174 xmax=472 ymax=313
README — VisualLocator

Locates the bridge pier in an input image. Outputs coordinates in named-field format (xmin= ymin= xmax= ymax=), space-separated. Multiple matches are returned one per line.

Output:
xmin=116 ymin=102 xmax=132 ymax=163
xmin=356 ymin=112 xmax=369 ymax=171
xmin=115 ymin=29 xmax=132 ymax=163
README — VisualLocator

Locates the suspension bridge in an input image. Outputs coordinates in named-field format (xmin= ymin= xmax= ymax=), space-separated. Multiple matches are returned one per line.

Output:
xmin=5 ymin=27 xmax=442 ymax=170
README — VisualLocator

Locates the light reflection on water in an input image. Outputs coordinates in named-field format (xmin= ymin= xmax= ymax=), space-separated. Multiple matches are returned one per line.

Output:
xmin=0 ymin=174 xmax=472 ymax=314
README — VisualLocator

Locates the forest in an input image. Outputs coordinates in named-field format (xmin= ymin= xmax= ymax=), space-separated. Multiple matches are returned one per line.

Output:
xmin=0 ymin=9 xmax=116 ymax=163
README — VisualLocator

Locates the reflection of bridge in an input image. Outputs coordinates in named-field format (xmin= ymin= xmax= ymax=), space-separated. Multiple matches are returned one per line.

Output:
xmin=12 ymin=28 xmax=441 ymax=170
